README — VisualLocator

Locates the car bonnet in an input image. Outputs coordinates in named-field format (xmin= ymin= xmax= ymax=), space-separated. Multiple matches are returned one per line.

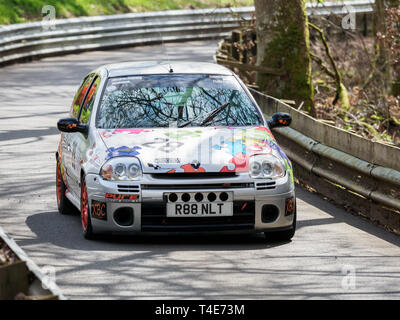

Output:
xmin=97 ymin=126 xmax=292 ymax=175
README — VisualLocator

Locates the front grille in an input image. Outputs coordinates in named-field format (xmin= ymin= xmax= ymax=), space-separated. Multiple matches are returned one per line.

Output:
xmin=256 ymin=181 xmax=276 ymax=190
xmin=151 ymin=172 xmax=237 ymax=179
xmin=117 ymin=184 xmax=140 ymax=193
xmin=141 ymin=183 xmax=254 ymax=190
xmin=141 ymin=201 xmax=255 ymax=232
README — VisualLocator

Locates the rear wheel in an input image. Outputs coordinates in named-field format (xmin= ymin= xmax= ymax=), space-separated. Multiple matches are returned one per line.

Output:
xmin=81 ymin=176 xmax=94 ymax=240
xmin=56 ymin=160 xmax=77 ymax=215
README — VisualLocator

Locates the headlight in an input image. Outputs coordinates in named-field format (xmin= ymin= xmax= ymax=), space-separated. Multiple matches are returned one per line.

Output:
xmin=100 ymin=157 xmax=142 ymax=181
xmin=249 ymin=154 xmax=285 ymax=179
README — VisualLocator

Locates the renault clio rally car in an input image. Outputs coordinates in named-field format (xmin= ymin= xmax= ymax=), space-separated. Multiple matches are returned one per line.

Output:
xmin=56 ymin=61 xmax=296 ymax=240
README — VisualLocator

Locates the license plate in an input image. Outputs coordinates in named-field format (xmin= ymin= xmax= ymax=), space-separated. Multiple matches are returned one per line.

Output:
xmin=167 ymin=202 xmax=233 ymax=217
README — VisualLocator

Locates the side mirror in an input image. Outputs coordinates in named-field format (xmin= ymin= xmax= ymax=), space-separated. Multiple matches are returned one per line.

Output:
xmin=57 ymin=118 xmax=88 ymax=135
xmin=267 ymin=112 xmax=292 ymax=129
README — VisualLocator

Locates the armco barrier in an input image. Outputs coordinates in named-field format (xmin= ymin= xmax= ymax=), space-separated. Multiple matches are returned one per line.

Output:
xmin=0 ymin=0 xmax=374 ymax=66
xmin=250 ymin=89 xmax=400 ymax=234
xmin=0 ymin=226 xmax=65 ymax=299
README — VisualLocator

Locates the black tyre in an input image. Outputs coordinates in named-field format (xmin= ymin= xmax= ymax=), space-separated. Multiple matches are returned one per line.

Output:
xmin=56 ymin=160 xmax=78 ymax=215
xmin=80 ymin=175 xmax=95 ymax=240
xmin=264 ymin=207 xmax=297 ymax=241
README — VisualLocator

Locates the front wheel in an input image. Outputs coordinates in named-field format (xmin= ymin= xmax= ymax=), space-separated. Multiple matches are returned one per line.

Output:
xmin=264 ymin=209 xmax=297 ymax=242
xmin=81 ymin=176 xmax=95 ymax=240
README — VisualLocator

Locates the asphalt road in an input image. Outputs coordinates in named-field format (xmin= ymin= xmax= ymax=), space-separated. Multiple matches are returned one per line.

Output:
xmin=1 ymin=40 xmax=400 ymax=299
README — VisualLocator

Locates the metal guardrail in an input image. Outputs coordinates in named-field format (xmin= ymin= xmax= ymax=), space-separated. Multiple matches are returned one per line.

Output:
xmin=250 ymin=90 xmax=400 ymax=234
xmin=0 ymin=226 xmax=65 ymax=299
xmin=0 ymin=0 xmax=375 ymax=66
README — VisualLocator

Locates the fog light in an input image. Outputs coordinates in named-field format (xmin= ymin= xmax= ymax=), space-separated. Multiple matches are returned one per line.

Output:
xmin=114 ymin=207 xmax=134 ymax=226
xmin=262 ymin=205 xmax=279 ymax=223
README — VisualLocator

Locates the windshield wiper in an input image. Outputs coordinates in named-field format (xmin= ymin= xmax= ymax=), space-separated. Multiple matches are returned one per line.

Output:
xmin=199 ymin=102 xmax=230 ymax=126
xmin=178 ymin=102 xmax=230 ymax=128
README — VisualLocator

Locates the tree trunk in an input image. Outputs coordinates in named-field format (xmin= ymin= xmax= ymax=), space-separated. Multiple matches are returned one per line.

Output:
xmin=375 ymin=0 xmax=390 ymax=93
xmin=374 ymin=0 xmax=399 ymax=95
xmin=254 ymin=0 xmax=314 ymax=114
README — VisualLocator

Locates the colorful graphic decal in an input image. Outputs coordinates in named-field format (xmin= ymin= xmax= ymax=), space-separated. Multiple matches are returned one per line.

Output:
xmin=167 ymin=163 xmax=206 ymax=173
xmin=87 ymin=142 xmax=105 ymax=169
xmin=106 ymin=146 xmax=141 ymax=160
xmin=213 ymin=138 xmax=247 ymax=155
xmin=113 ymin=128 xmax=151 ymax=135
xmin=165 ymin=130 xmax=202 ymax=140
xmin=101 ymin=128 xmax=151 ymax=138
xmin=57 ymin=139 xmax=70 ymax=185
xmin=180 ymin=163 xmax=206 ymax=173
xmin=220 ymin=152 xmax=248 ymax=172
xmin=210 ymin=126 xmax=277 ymax=173
xmin=252 ymin=127 xmax=292 ymax=180
xmin=140 ymin=137 xmax=183 ymax=153
xmin=277 ymin=145 xmax=294 ymax=183
xmin=96 ymin=126 xmax=293 ymax=181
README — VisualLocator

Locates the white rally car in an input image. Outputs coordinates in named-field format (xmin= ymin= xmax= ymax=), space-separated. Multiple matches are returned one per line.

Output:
xmin=56 ymin=61 xmax=296 ymax=240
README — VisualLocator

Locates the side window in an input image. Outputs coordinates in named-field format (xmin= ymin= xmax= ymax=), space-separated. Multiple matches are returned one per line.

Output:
xmin=79 ymin=76 xmax=101 ymax=124
xmin=70 ymin=74 xmax=95 ymax=118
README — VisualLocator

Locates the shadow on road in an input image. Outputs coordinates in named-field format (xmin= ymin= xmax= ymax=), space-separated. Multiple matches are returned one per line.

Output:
xmin=0 ymin=127 xmax=58 ymax=143
xmin=24 ymin=211 xmax=289 ymax=252
xmin=23 ymin=185 xmax=400 ymax=252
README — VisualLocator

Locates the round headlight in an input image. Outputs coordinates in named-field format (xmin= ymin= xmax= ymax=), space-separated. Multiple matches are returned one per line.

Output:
xmin=100 ymin=157 xmax=142 ymax=181
xmin=250 ymin=161 xmax=262 ymax=176
xmin=262 ymin=161 xmax=273 ymax=176
xmin=128 ymin=163 xmax=140 ymax=178
xmin=249 ymin=154 xmax=286 ymax=179
xmin=114 ymin=163 xmax=126 ymax=177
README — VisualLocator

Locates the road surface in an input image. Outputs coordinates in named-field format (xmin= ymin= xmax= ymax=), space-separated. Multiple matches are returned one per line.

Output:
xmin=0 ymin=40 xmax=400 ymax=299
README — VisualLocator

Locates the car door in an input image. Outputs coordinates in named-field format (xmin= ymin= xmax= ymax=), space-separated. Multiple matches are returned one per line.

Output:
xmin=69 ymin=75 xmax=102 ymax=196
xmin=62 ymin=74 xmax=95 ymax=195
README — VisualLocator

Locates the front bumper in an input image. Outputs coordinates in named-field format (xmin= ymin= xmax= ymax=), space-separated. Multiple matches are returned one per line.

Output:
xmin=85 ymin=172 xmax=295 ymax=234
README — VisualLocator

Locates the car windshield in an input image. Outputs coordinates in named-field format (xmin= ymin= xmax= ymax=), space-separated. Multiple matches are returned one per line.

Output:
xmin=96 ymin=74 xmax=263 ymax=129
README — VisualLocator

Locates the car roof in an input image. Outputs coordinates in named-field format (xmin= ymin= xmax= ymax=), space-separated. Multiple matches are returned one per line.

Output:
xmin=103 ymin=61 xmax=234 ymax=78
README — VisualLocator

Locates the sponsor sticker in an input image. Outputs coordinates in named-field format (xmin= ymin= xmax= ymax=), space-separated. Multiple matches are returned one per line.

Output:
xmin=91 ymin=200 xmax=107 ymax=220
xmin=105 ymin=193 xmax=140 ymax=202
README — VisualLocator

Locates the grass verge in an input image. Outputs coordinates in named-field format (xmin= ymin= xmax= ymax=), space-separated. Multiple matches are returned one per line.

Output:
xmin=0 ymin=0 xmax=254 ymax=24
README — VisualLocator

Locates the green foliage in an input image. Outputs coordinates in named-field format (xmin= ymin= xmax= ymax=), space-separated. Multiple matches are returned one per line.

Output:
xmin=0 ymin=0 xmax=254 ymax=24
